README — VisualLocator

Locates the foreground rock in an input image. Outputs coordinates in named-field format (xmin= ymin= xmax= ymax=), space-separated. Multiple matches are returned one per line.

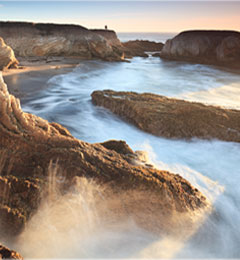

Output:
xmin=0 ymin=175 xmax=41 ymax=238
xmin=92 ymin=90 xmax=240 ymax=143
xmin=0 ymin=22 xmax=123 ymax=61
xmin=0 ymin=38 xmax=19 ymax=70
xmin=0 ymin=244 xmax=23 ymax=259
xmin=122 ymin=40 xmax=164 ymax=58
xmin=160 ymin=30 xmax=240 ymax=69
xmin=0 ymin=73 xmax=207 ymax=238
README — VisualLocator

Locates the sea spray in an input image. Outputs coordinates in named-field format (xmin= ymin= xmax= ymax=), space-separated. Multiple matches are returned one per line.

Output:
xmin=14 ymin=157 xmax=212 ymax=259
xmin=15 ymin=164 xmax=103 ymax=258
xmin=17 ymin=56 xmax=240 ymax=257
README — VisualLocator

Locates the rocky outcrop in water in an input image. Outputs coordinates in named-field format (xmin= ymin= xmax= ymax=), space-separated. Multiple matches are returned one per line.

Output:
xmin=91 ymin=90 xmax=240 ymax=143
xmin=160 ymin=30 xmax=240 ymax=68
xmin=0 ymin=38 xmax=18 ymax=70
xmin=0 ymin=73 xmax=207 ymax=238
xmin=0 ymin=22 xmax=123 ymax=61
xmin=122 ymin=40 xmax=164 ymax=58
xmin=0 ymin=244 xmax=23 ymax=259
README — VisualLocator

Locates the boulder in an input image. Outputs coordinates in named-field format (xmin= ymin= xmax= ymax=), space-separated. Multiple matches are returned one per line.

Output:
xmin=160 ymin=30 xmax=240 ymax=68
xmin=91 ymin=90 xmax=240 ymax=143
xmin=0 ymin=73 xmax=207 ymax=238
xmin=0 ymin=244 xmax=23 ymax=260
xmin=0 ymin=38 xmax=19 ymax=70
xmin=122 ymin=40 xmax=164 ymax=58
xmin=0 ymin=22 xmax=123 ymax=61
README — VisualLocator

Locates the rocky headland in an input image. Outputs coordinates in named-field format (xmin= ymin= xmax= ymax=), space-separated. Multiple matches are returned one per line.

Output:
xmin=159 ymin=30 xmax=240 ymax=69
xmin=91 ymin=90 xmax=240 ymax=142
xmin=0 ymin=72 xmax=208 ymax=246
xmin=0 ymin=21 xmax=123 ymax=61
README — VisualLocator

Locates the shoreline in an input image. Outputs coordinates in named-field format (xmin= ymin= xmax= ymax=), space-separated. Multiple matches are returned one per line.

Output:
xmin=3 ymin=57 xmax=81 ymax=101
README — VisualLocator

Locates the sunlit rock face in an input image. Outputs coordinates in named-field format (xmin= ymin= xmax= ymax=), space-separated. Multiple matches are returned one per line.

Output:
xmin=0 ymin=244 xmax=23 ymax=259
xmin=0 ymin=37 xmax=19 ymax=70
xmin=160 ymin=30 xmax=240 ymax=68
xmin=0 ymin=73 xmax=208 ymax=239
xmin=0 ymin=22 xmax=123 ymax=61
xmin=91 ymin=90 xmax=240 ymax=143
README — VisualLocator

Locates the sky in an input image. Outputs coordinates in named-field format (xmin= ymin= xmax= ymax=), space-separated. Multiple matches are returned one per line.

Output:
xmin=0 ymin=1 xmax=239 ymax=32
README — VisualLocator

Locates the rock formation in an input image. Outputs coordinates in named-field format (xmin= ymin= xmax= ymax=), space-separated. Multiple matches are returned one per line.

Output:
xmin=0 ymin=244 xmax=23 ymax=259
xmin=0 ymin=22 xmax=123 ymax=61
xmin=160 ymin=30 xmax=240 ymax=68
xmin=91 ymin=90 xmax=240 ymax=143
xmin=0 ymin=73 xmax=208 ymax=238
xmin=122 ymin=40 xmax=164 ymax=58
xmin=0 ymin=38 xmax=19 ymax=70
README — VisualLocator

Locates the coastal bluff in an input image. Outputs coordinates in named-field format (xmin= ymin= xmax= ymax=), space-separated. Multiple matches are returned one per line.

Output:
xmin=0 ymin=73 xmax=208 ymax=240
xmin=0 ymin=22 xmax=123 ymax=61
xmin=160 ymin=30 xmax=240 ymax=68
xmin=91 ymin=90 xmax=240 ymax=143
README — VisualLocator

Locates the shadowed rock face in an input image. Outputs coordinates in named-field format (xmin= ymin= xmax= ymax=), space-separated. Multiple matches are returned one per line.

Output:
xmin=0 ymin=174 xmax=41 ymax=238
xmin=0 ymin=73 xmax=207 ymax=238
xmin=0 ymin=244 xmax=23 ymax=259
xmin=122 ymin=40 xmax=164 ymax=58
xmin=0 ymin=22 xmax=123 ymax=61
xmin=160 ymin=30 xmax=240 ymax=68
xmin=0 ymin=38 xmax=19 ymax=70
xmin=91 ymin=90 xmax=240 ymax=143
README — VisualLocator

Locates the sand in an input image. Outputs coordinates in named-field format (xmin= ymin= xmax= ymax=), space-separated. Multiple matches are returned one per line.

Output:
xmin=2 ymin=57 xmax=82 ymax=102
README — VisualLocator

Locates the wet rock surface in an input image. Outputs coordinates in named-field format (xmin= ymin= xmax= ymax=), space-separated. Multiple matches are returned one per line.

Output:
xmin=0 ymin=73 xmax=207 ymax=239
xmin=91 ymin=90 xmax=240 ymax=143
xmin=160 ymin=30 xmax=240 ymax=69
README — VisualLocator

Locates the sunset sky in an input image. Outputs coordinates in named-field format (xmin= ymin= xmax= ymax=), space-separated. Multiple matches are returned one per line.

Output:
xmin=0 ymin=1 xmax=239 ymax=33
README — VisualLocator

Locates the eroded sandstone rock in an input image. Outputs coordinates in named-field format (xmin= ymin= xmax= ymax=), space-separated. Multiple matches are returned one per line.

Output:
xmin=91 ymin=90 xmax=240 ymax=143
xmin=160 ymin=30 xmax=240 ymax=68
xmin=0 ymin=73 xmax=207 ymax=238
xmin=0 ymin=174 xmax=41 ymax=238
xmin=0 ymin=38 xmax=19 ymax=70
xmin=0 ymin=22 xmax=123 ymax=61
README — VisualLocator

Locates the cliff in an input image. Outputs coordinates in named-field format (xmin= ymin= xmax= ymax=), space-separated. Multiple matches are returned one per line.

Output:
xmin=0 ymin=73 xmax=207 ymax=239
xmin=91 ymin=90 xmax=240 ymax=143
xmin=160 ymin=30 xmax=240 ymax=68
xmin=0 ymin=22 xmax=123 ymax=61
xmin=0 ymin=37 xmax=18 ymax=70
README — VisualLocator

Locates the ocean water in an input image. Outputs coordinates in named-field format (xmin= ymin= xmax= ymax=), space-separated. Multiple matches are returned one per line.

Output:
xmin=10 ymin=36 xmax=240 ymax=258
xmin=117 ymin=32 xmax=177 ymax=43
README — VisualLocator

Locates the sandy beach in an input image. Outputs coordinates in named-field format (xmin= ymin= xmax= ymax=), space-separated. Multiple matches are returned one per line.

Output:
xmin=3 ymin=57 xmax=82 ymax=101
